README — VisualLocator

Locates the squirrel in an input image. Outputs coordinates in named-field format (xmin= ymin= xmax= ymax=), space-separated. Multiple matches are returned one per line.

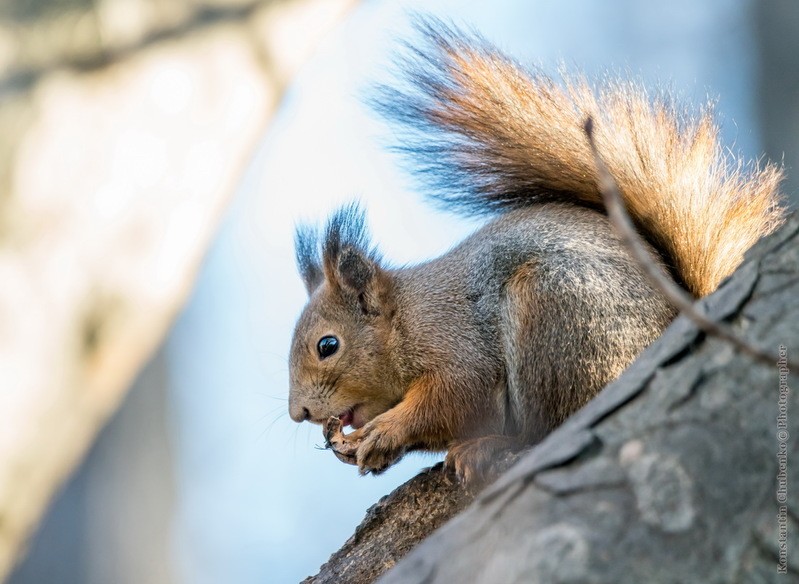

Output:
xmin=287 ymin=19 xmax=786 ymax=484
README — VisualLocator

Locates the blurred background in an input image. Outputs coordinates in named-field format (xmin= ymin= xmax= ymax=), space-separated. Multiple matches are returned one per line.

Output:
xmin=2 ymin=0 xmax=797 ymax=583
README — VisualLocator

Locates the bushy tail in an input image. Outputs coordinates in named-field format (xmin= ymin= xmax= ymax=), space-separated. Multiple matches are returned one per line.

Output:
xmin=377 ymin=18 xmax=787 ymax=297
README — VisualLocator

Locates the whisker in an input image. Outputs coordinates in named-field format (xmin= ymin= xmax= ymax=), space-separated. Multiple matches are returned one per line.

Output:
xmin=255 ymin=410 xmax=289 ymax=443
xmin=323 ymin=372 xmax=342 ymax=399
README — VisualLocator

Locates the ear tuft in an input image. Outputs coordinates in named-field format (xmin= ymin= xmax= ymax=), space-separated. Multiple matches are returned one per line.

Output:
xmin=323 ymin=203 xmax=371 ymax=263
xmin=321 ymin=202 xmax=380 ymax=285
xmin=294 ymin=223 xmax=323 ymax=295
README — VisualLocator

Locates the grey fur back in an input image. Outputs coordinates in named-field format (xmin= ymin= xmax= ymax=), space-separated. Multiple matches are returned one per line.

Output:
xmin=391 ymin=204 xmax=675 ymax=439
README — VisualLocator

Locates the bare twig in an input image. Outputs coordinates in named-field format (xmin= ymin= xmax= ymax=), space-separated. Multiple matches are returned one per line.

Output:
xmin=583 ymin=116 xmax=798 ymax=370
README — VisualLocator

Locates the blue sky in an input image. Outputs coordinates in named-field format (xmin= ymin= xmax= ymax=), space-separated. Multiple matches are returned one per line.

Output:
xmin=165 ymin=0 xmax=759 ymax=581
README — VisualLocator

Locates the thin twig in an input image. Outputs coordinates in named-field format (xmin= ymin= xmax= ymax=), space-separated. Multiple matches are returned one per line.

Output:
xmin=583 ymin=116 xmax=798 ymax=371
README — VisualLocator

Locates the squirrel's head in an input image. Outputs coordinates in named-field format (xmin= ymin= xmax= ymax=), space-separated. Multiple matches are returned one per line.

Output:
xmin=288 ymin=204 xmax=400 ymax=430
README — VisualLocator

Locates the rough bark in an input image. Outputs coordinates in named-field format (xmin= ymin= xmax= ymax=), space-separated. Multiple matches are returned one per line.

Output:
xmin=0 ymin=0 xmax=356 ymax=579
xmin=308 ymin=215 xmax=799 ymax=583
xmin=301 ymin=465 xmax=472 ymax=584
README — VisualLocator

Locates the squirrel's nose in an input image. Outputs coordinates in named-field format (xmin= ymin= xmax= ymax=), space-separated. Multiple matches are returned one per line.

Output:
xmin=288 ymin=396 xmax=311 ymax=423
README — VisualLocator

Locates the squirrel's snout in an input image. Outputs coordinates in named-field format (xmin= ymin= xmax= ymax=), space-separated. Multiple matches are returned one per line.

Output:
xmin=288 ymin=394 xmax=311 ymax=423
xmin=289 ymin=405 xmax=310 ymax=423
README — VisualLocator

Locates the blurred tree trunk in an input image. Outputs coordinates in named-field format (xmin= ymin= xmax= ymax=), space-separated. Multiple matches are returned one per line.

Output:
xmin=8 ymin=355 xmax=175 ymax=584
xmin=0 ymin=0 xmax=357 ymax=579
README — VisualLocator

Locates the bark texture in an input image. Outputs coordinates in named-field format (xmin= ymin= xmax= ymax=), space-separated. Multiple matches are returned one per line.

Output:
xmin=308 ymin=215 xmax=799 ymax=583
xmin=302 ymin=465 xmax=473 ymax=584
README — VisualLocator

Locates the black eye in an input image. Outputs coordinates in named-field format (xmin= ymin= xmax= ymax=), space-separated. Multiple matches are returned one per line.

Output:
xmin=317 ymin=336 xmax=339 ymax=359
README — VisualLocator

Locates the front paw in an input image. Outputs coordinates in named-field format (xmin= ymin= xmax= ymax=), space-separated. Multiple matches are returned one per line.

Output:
xmin=354 ymin=419 xmax=407 ymax=475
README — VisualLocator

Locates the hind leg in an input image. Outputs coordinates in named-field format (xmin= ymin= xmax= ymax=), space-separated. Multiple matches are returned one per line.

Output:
xmin=445 ymin=435 xmax=521 ymax=488
xmin=500 ymin=261 xmax=617 ymax=445
xmin=499 ymin=261 xmax=563 ymax=445
xmin=500 ymin=256 xmax=670 ymax=445
xmin=442 ymin=263 xmax=556 ymax=489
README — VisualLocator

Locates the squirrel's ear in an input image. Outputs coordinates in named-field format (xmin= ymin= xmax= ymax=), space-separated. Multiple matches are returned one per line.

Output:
xmin=338 ymin=247 xmax=374 ymax=292
xmin=332 ymin=247 xmax=393 ymax=316
xmin=319 ymin=202 xmax=393 ymax=315
xmin=295 ymin=224 xmax=323 ymax=295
